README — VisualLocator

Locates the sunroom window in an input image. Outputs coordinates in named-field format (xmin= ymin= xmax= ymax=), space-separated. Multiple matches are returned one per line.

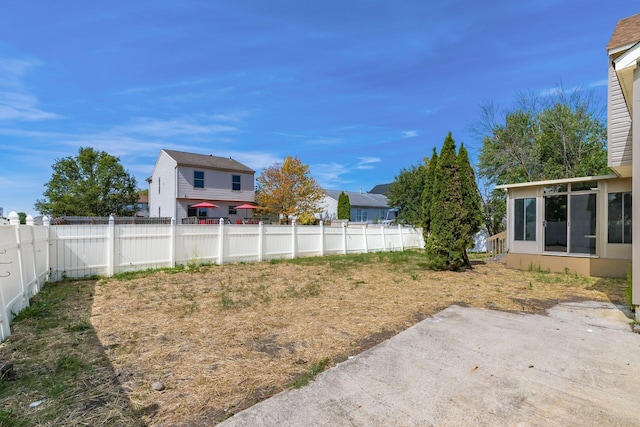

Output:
xmin=514 ymin=198 xmax=536 ymax=241
xmin=608 ymin=192 xmax=632 ymax=244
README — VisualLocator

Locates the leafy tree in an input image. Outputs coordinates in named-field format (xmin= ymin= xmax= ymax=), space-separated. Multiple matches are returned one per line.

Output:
xmin=18 ymin=212 xmax=27 ymax=224
xmin=425 ymin=133 xmax=466 ymax=270
xmin=387 ymin=163 xmax=427 ymax=225
xmin=475 ymin=88 xmax=609 ymax=234
xmin=457 ymin=144 xmax=483 ymax=266
xmin=477 ymin=89 xmax=608 ymax=184
xmin=255 ymin=156 xmax=325 ymax=224
xmin=337 ymin=191 xmax=351 ymax=220
xmin=35 ymin=147 xmax=138 ymax=217
xmin=482 ymin=188 xmax=506 ymax=236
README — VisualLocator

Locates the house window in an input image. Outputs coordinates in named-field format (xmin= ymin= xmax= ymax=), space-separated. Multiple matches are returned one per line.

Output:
xmin=232 ymin=175 xmax=241 ymax=191
xmin=229 ymin=205 xmax=237 ymax=215
xmin=608 ymin=192 xmax=632 ymax=244
xmin=514 ymin=198 xmax=536 ymax=241
xmin=194 ymin=171 xmax=204 ymax=188
xmin=356 ymin=209 xmax=368 ymax=222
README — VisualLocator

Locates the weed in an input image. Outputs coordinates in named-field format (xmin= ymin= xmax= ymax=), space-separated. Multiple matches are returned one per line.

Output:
xmin=64 ymin=321 xmax=92 ymax=332
xmin=290 ymin=358 xmax=330 ymax=388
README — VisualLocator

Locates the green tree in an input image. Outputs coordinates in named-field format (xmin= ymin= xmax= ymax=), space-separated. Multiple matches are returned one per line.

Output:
xmin=337 ymin=191 xmax=351 ymax=220
xmin=255 ymin=156 xmax=325 ymax=223
xmin=477 ymin=89 xmax=608 ymax=184
xmin=18 ymin=212 xmax=27 ymax=224
xmin=457 ymin=144 xmax=483 ymax=266
xmin=35 ymin=147 xmax=138 ymax=217
xmin=387 ymin=163 xmax=427 ymax=225
xmin=425 ymin=133 xmax=466 ymax=270
xmin=475 ymin=88 xmax=609 ymax=234
xmin=421 ymin=147 xmax=438 ymax=242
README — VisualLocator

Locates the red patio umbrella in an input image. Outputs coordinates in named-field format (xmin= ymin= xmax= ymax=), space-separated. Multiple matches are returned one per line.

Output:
xmin=191 ymin=202 xmax=218 ymax=208
xmin=236 ymin=203 xmax=258 ymax=221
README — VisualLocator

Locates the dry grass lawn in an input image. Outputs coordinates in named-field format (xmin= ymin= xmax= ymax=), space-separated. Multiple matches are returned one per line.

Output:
xmin=90 ymin=251 xmax=626 ymax=426
xmin=0 ymin=251 xmax=628 ymax=426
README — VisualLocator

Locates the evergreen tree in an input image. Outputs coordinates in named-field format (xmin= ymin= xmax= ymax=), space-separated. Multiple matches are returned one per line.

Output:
xmin=425 ymin=133 xmax=465 ymax=270
xmin=421 ymin=147 xmax=438 ymax=242
xmin=457 ymin=143 xmax=483 ymax=267
xmin=337 ymin=191 xmax=351 ymax=220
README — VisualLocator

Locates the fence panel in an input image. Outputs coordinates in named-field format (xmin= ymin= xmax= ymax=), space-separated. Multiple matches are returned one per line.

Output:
xmin=296 ymin=225 xmax=322 ymax=257
xmin=224 ymin=225 xmax=261 ymax=263
xmin=115 ymin=224 xmax=173 ymax=274
xmin=175 ymin=224 xmax=220 ymax=266
xmin=50 ymin=225 xmax=109 ymax=280
xmin=262 ymin=225 xmax=294 ymax=260
xmin=323 ymin=226 xmax=346 ymax=254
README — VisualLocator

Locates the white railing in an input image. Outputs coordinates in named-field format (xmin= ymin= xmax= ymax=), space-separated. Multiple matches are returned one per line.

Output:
xmin=0 ymin=212 xmax=424 ymax=341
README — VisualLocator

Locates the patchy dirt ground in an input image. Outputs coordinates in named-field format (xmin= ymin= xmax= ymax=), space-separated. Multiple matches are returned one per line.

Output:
xmin=87 ymin=252 xmax=627 ymax=426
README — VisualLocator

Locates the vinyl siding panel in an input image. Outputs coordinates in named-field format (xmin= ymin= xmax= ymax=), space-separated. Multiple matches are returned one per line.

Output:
xmin=608 ymin=64 xmax=633 ymax=168
xmin=176 ymin=167 xmax=254 ymax=202
xmin=149 ymin=151 xmax=178 ymax=218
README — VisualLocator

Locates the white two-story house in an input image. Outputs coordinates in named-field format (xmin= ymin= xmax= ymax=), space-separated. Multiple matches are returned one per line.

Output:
xmin=147 ymin=149 xmax=255 ymax=223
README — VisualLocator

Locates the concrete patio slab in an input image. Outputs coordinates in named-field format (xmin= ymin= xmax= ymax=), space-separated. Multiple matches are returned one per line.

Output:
xmin=219 ymin=302 xmax=639 ymax=426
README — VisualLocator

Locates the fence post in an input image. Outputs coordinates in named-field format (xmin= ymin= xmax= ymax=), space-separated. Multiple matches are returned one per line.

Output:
xmin=8 ymin=211 xmax=19 ymax=225
xmin=258 ymin=221 xmax=264 ymax=262
xmin=43 ymin=216 xmax=50 ymax=282
xmin=319 ymin=221 xmax=325 ymax=256
xmin=170 ymin=217 xmax=176 ymax=268
xmin=107 ymin=215 xmax=115 ymax=276
xmin=291 ymin=220 xmax=297 ymax=259
xmin=342 ymin=221 xmax=348 ymax=255
xmin=26 ymin=215 xmax=39 ymax=295
xmin=398 ymin=224 xmax=404 ymax=251
xmin=363 ymin=225 xmax=368 ymax=253
xmin=218 ymin=218 xmax=225 ymax=265
xmin=12 ymin=214 xmax=28 ymax=311
xmin=381 ymin=224 xmax=387 ymax=252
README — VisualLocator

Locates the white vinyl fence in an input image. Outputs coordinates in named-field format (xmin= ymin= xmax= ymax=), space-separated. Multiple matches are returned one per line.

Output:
xmin=0 ymin=212 xmax=424 ymax=341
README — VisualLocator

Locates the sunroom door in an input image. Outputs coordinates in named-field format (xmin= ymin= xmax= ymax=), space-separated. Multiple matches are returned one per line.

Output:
xmin=544 ymin=193 xmax=596 ymax=255
xmin=544 ymin=195 xmax=567 ymax=252
xmin=569 ymin=194 xmax=596 ymax=255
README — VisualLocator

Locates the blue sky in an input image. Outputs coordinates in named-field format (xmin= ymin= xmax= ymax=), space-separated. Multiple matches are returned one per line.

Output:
xmin=0 ymin=1 xmax=637 ymax=216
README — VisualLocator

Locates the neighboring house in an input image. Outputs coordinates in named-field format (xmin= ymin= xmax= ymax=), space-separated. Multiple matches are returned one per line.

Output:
xmin=136 ymin=194 xmax=149 ymax=217
xmin=368 ymin=183 xmax=392 ymax=195
xmin=321 ymin=190 xmax=390 ymax=223
xmin=496 ymin=14 xmax=638 ymax=313
xmin=147 ymin=149 xmax=255 ymax=223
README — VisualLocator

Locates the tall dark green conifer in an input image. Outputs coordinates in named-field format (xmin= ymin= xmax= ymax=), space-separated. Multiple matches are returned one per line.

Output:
xmin=457 ymin=143 xmax=483 ymax=267
xmin=337 ymin=191 xmax=351 ymax=220
xmin=421 ymin=147 xmax=438 ymax=243
xmin=425 ymin=133 xmax=465 ymax=270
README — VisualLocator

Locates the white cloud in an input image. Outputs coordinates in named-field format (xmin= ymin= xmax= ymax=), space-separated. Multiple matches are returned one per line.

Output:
xmin=311 ymin=162 xmax=351 ymax=188
xmin=401 ymin=130 xmax=418 ymax=139
xmin=0 ymin=58 xmax=63 ymax=122
xmin=356 ymin=157 xmax=381 ymax=170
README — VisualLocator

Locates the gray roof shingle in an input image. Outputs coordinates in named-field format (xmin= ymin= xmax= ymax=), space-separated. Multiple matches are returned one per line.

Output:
xmin=163 ymin=149 xmax=255 ymax=173
xmin=324 ymin=190 xmax=389 ymax=208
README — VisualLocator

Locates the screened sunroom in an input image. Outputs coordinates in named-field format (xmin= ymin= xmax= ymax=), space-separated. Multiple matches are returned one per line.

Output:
xmin=497 ymin=175 xmax=631 ymax=277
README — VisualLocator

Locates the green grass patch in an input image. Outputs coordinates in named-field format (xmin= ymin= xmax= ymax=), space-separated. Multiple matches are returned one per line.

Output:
xmin=0 ymin=279 xmax=142 ymax=426
xmin=290 ymin=358 xmax=330 ymax=389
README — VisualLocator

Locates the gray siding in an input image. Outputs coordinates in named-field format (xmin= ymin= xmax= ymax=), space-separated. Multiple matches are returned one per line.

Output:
xmin=608 ymin=64 xmax=633 ymax=168
xmin=176 ymin=167 xmax=254 ymax=202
